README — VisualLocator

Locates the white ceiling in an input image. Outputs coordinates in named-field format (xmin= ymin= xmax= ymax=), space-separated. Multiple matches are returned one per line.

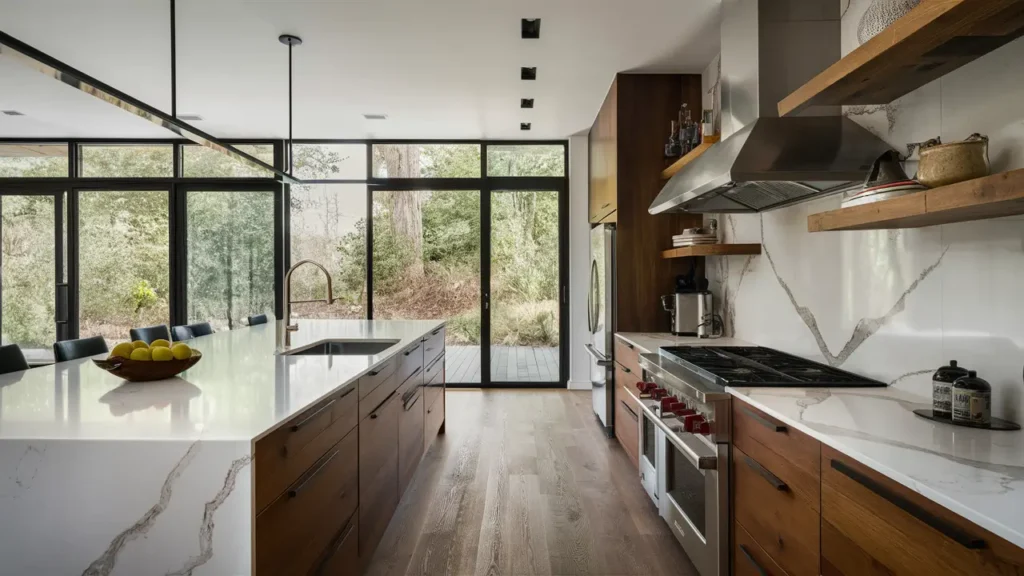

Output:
xmin=0 ymin=0 xmax=721 ymax=140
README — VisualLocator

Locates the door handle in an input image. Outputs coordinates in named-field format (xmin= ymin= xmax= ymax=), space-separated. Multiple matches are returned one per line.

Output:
xmin=584 ymin=344 xmax=612 ymax=367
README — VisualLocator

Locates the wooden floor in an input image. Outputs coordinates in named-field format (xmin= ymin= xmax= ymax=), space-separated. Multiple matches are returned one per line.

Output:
xmin=364 ymin=390 xmax=697 ymax=576
xmin=447 ymin=345 xmax=560 ymax=384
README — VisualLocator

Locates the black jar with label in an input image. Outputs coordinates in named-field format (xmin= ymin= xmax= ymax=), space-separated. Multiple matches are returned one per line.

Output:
xmin=952 ymin=370 xmax=991 ymax=426
xmin=932 ymin=360 xmax=969 ymax=418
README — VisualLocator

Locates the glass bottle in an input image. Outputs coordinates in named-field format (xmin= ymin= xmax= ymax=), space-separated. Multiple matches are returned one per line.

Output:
xmin=952 ymin=370 xmax=991 ymax=426
xmin=932 ymin=360 xmax=968 ymax=418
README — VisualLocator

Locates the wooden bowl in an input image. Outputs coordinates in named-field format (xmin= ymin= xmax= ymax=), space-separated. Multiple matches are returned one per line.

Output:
xmin=92 ymin=350 xmax=203 ymax=382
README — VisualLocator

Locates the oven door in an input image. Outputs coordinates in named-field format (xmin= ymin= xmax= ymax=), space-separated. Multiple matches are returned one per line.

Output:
xmin=638 ymin=409 xmax=660 ymax=505
xmin=659 ymin=430 xmax=728 ymax=576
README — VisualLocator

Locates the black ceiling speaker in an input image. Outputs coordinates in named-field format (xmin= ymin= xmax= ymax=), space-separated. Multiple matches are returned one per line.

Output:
xmin=521 ymin=67 xmax=537 ymax=81
xmin=521 ymin=19 xmax=541 ymax=39
xmin=521 ymin=122 xmax=532 ymax=131
xmin=521 ymin=98 xmax=534 ymax=109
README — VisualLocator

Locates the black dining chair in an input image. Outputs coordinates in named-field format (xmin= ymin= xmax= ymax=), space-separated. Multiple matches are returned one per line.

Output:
xmin=170 ymin=325 xmax=194 ymax=342
xmin=247 ymin=314 xmax=268 ymax=326
xmin=0 ymin=344 xmax=30 ymax=375
xmin=53 ymin=336 xmax=108 ymax=362
xmin=129 ymin=324 xmax=172 ymax=344
xmin=187 ymin=322 xmax=215 ymax=337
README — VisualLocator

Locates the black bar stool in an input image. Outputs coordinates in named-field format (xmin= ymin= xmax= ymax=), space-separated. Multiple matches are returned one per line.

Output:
xmin=129 ymin=324 xmax=172 ymax=344
xmin=247 ymin=314 xmax=268 ymax=326
xmin=53 ymin=336 xmax=108 ymax=362
xmin=0 ymin=344 xmax=30 ymax=375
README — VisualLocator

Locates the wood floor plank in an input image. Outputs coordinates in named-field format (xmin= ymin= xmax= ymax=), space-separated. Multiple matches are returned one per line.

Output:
xmin=364 ymin=390 xmax=696 ymax=576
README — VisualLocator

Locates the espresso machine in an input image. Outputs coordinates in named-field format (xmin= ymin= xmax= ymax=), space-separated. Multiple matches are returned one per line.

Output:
xmin=662 ymin=272 xmax=715 ymax=337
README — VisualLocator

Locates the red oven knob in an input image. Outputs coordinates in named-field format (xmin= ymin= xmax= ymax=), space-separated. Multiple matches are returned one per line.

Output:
xmin=664 ymin=401 xmax=684 ymax=415
xmin=660 ymin=397 xmax=678 ymax=412
xmin=697 ymin=421 xmax=711 ymax=435
xmin=683 ymin=414 xmax=704 ymax=433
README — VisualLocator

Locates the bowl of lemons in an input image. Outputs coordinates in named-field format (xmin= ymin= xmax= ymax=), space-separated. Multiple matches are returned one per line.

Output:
xmin=92 ymin=339 xmax=202 ymax=382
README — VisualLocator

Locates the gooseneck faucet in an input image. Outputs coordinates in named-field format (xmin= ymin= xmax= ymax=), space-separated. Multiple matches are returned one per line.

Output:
xmin=282 ymin=259 xmax=335 ymax=347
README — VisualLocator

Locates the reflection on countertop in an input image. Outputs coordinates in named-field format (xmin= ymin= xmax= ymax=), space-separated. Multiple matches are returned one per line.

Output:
xmin=0 ymin=319 xmax=444 ymax=442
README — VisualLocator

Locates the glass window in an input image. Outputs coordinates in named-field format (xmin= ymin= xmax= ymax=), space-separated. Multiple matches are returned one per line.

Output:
xmin=1 ymin=194 xmax=56 ymax=360
xmin=182 ymin=144 xmax=275 ymax=178
xmin=0 ymin=144 xmax=68 ymax=177
xmin=187 ymin=190 xmax=275 ymax=331
xmin=78 ymin=190 xmax=170 ymax=346
xmin=80 ymin=145 xmax=173 ymax=178
xmin=371 ymin=144 xmax=480 ymax=178
xmin=290 ymin=183 xmax=367 ymax=319
xmin=293 ymin=144 xmax=366 ymax=180
xmin=487 ymin=144 xmax=565 ymax=177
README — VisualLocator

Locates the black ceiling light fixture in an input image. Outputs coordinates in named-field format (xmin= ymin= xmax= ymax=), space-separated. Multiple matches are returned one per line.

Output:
xmin=520 ymin=98 xmax=534 ymax=109
xmin=0 ymin=0 xmax=302 ymax=184
xmin=521 ymin=19 xmax=541 ymax=39
xmin=278 ymin=33 xmax=302 ymax=176
xmin=520 ymin=122 xmax=532 ymax=131
xmin=521 ymin=67 xmax=537 ymax=81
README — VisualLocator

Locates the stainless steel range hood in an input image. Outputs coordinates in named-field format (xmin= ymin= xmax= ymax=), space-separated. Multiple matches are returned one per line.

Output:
xmin=650 ymin=0 xmax=894 ymax=214
xmin=0 ymin=30 xmax=302 ymax=185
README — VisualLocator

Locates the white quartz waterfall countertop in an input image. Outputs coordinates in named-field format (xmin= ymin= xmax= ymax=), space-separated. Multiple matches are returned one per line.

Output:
xmin=614 ymin=332 xmax=752 ymax=352
xmin=0 ymin=319 xmax=445 ymax=442
xmin=728 ymin=385 xmax=1024 ymax=550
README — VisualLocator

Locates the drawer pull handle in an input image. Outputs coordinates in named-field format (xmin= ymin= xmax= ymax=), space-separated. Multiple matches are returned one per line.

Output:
xmin=315 ymin=514 xmax=356 ymax=575
xmin=625 ymin=342 xmax=634 ymax=350
xmin=830 ymin=459 xmax=986 ymax=550
xmin=404 ymin=392 xmax=422 ymax=412
xmin=404 ymin=344 xmax=421 ymax=356
xmin=369 ymin=390 xmax=399 ymax=419
xmin=622 ymin=366 xmax=631 ymax=374
xmin=743 ymin=454 xmax=787 ymax=491
xmin=291 ymin=398 xmax=337 ymax=432
xmin=741 ymin=406 xmax=786 ymax=433
xmin=622 ymin=401 xmax=639 ymax=422
xmin=368 ymin=360 xmax=392 ymax=377
xmin=431 ymin=327 xmax=443 ymax=336
xmin=288 ymin=449 xmax=341 ymax=498
xmin=738 ymin=544 xmax=767 ymax=576
xmin=426 ymin=353 xmax=445 ymax=372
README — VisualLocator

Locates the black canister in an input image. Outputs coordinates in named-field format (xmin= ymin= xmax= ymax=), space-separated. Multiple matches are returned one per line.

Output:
xmin=932 ymin=360 xmax=968 ymax=417
xmin=952 ymin=371 xmax=992 ymax=426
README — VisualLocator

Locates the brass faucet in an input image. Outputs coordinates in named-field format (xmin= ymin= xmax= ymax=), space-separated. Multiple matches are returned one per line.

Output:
xmin=282 ymin=259 xmax=335 ymax=347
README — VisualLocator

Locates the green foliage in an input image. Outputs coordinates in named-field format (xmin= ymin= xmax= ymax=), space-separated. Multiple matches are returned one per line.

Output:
xmin=130 ymin=280 xmax=158 ymax=314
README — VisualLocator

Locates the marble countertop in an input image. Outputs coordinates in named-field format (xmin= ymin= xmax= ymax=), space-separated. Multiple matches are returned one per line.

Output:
xmin=728 ymin=385 xmax=1024 ymax=549
xmin=615 ymin=332 xmax=752 ymax=353
xmin=0 ymin=319 xmax=445 ymax=442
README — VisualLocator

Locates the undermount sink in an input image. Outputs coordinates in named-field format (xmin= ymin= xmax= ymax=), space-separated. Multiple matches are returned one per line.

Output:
xmin=284 ymin=339 xmax=400 ymax=356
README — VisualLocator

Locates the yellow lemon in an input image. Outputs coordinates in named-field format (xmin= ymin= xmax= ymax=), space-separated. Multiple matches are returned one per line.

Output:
xmin=129 ymin=347 xmax=152 ymax=361
xmin=151 ymin=338 xmax=171 ymax=349
xmin=151 ymin=346 xmax=173 ymax=361
xmin=111 ymin=342 xmax=135 ymax=359
xmin=132 ymin=340 xmax=149 ymax=350
xmin=171 ymin=343 xmax=192 ymax=360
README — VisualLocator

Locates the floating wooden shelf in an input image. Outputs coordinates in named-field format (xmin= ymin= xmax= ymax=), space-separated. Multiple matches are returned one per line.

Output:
xmin=778 ymin=0 xmax=1024 ymax=117
xmin=808 ymin=169 xmax=1024 ymax=232
xmin=661 ymin=135 xmax=720 ymax=179
xmin=661 ymin=243 xmax=762 ymax=259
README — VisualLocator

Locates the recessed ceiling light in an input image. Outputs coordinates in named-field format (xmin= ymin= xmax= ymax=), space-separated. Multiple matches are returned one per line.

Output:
xmin=521 ymin=19 xmax=541 ymax=39
xmin=521 ymin=67 xmax=537 ymax=81
xmin=1 ymin=110 xmax=25 ymax=116
xmin=521 ymin=122 xmax=532 ymax=131
xmin=363 ymin=113 xmax=388 ymax=120
xmin=521 ymin=98 xmax=534 ymax=109
xmin=178 ymin=113 xmax=203 ymax=121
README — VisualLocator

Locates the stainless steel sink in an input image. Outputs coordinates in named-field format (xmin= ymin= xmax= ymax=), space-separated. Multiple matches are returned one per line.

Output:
xmin=283 ymin=339 xmax=399 ymax=356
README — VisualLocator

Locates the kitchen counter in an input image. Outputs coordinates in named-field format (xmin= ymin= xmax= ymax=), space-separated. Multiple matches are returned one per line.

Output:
xmin=614 ymin=332 xmax=751 ymax=353
xmin=0 ymin=318 xmax=444 ymax=576
xmin=728 ymin=385 xmax=1024 ymax=550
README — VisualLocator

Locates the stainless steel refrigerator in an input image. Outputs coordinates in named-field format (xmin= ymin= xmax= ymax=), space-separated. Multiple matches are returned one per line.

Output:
xmin=585 ymin=224 xmax=615 ymax=436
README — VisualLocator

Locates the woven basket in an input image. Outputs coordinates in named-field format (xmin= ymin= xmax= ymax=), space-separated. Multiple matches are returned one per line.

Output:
xmin=92 ymin=350 xmax=203 ymax=382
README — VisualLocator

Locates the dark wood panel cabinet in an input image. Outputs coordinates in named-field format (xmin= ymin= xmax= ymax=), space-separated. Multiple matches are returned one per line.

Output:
xmin=398 ymin=372 xmax=425 ymax=497
xmin=359 ymin=375 xmax=401 ymax=561
xmin=588 ymin=74 xmax=705 ymax=333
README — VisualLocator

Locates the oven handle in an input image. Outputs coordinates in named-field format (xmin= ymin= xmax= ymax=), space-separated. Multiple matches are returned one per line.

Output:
xmin=665 ymin=426 xmax=718 ymax=471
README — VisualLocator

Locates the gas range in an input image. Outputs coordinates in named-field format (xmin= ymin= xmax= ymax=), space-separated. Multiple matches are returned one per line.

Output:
xmin=659 ymin=346 xmax=887 ymax=388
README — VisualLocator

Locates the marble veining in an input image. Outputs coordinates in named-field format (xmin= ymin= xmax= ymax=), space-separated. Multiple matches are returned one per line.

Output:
xmin=728 ymin=386 xmax=1024 ymax=548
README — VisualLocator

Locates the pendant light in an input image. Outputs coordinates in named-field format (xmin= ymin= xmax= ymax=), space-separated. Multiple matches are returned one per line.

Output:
xmin=278 ymin=34 xmax=302 ymax=175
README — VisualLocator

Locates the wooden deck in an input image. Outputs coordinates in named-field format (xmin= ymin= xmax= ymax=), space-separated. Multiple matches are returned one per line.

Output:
xmin=446 ymin=345 xmax=560 ymax=384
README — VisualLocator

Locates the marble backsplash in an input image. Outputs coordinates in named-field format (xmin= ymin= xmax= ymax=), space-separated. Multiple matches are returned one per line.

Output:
xmin=704 ymin=2 xmax=1024 ymax=420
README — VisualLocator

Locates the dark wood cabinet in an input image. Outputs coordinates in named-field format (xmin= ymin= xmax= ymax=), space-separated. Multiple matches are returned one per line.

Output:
xmin=588 ymin=74 xmax=705 ymax=333
xmin=398 ymin=371 xmax=425 ymax=497
xmin=309 ymin=512 xmax=359 ymax=576
xmin=359 ymin=376 xmax=401 ymax=562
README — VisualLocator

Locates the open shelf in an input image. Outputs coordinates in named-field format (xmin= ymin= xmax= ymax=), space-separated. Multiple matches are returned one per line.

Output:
xmin=778 ymin=0 xmax=1024 ymax=116
xmin=661 ymin=243 xmax=762 ymax=259
xmin=661 ymin=134 xmax=720 ymax=179
xmin=808 ymin=169 xmax=1024 ymax=232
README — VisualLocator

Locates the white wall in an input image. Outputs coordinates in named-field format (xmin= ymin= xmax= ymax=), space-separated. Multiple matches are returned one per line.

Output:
xmin=707 ymin=3 xmax=1024 ymax=420
xmin=568 ymin=133 xmax=592 ymax=390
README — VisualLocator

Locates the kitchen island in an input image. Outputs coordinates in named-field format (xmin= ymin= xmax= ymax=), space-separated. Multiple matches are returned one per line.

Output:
xmin=0 ymin=319 xmax=447 ymax=576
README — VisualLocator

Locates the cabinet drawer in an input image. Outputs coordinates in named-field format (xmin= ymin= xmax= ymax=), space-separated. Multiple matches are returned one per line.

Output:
xmin=613 ymin=336 xmax=642 ymax=377
xmin=359 ymin=370 xmax=398 ymax=422
xmin=733 ymin=399 xmax=819 ymax=489
xmin=424 ymin=351 xmax=444 ymax=386
xmin=255 ymin=384 xmax=358 ymax=513
xmin=734 ymin=445 xmax=819 ymax=576
xmin=359 ymin=356 xmax=397 ymax=400
xmin=821 ymin=446 xmax=1024 ymax=576
xmin=421 ymin=325 xmax=445 ymax=367
xmin=735 ymin=521 xmax=789 ymax=576
xmin=255 ymin=429 xmax=359 ymax=576
xmin=309 ymin=511 xmax=358 ymax=576
xmin=398 ymin=375 xmax=425 ymax=497
xmin=359 ymin=385 xmax=400 ymax=560
xmin=424 ymin=389 xmax=445 ymax=451
xmin=613 ymin=386 xmax=640 ymax=468
xmin=397 ymin=341 xmax=424 ymax=387
xmin=615 ymin=362 xmax=639 ymax=396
